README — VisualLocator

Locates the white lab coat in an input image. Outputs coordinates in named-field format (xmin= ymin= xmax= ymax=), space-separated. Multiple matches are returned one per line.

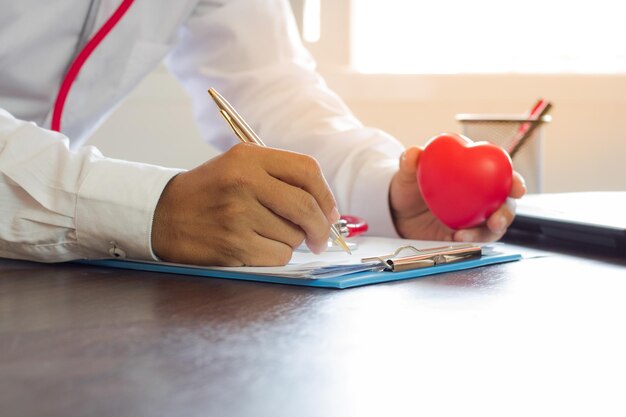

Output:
xmin=0 ymin=0 xmax=404 ymax=262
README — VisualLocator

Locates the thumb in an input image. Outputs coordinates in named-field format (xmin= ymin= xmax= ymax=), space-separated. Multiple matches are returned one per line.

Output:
xmin=397 ymin=146 xmax=423 ymax=184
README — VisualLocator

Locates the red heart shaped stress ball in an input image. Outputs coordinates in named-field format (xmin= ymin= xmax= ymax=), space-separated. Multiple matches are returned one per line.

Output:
xmin=416 ymin=133 xmax=513 ymax=230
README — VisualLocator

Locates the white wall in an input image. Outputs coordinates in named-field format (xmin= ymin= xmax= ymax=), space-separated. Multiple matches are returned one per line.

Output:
xmin=87 ymin=66 xmax=626 ymax=193
xmin=326 ymin=73 xmax=626 ymax=193
xmin=86 ymin=68 xmax=218 ymax=170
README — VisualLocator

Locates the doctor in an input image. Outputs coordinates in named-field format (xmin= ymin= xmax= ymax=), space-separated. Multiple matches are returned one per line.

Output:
xmin=0 ymin=0 xmax=525 ymax=266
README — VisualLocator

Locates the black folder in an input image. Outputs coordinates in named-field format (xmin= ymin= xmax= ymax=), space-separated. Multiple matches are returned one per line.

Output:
xmin=509 ymin=192 xmax=626 ymax=255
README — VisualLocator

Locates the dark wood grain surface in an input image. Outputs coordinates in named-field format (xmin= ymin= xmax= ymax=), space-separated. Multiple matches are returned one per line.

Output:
xmin=2 ymin=241 xmax=625 ymax=417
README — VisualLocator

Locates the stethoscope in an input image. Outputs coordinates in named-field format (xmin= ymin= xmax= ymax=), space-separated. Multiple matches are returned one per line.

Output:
xmin=51 ymin=0 xmax=135 ymax=132
xmin=51 ymin=0 xmax=370 ymax=241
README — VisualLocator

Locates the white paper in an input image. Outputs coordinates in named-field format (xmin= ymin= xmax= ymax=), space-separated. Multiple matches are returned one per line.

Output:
xmin=206 ymin=236 xmax=484 ymax=279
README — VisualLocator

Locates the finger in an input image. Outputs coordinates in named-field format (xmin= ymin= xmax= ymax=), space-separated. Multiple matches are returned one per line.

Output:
xmin=255 ymin=174 xmax=331 ymax=254
xmin=510 ymin=171 xmax=527 ymax=198
xmin=485 ymin=198 xmax=517 ymax=234
xmin=453 ymin=225 xmax=503 ymax=243
xmin=453 ymin=199 xmax=516 ymax=242
xmin=246 ymin=234 xmax=295 ymax=266
xmin=174 ymin=226 xmax=296 ymax=267
xmin=397 ymin=146 xmax=423 ymax=184
xmin=251 ymin=203 xmax=306 ymax=250
xmin=239 ymin=234 xmax=295 ymax=266
xmin=259 ymin=147 xmax=339 ymax=224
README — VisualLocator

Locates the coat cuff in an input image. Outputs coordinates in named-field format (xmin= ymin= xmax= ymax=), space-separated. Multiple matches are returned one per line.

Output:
xmin=348 ymin=157 xmax=400 ymax=238
xmin=75 ymin=157 xmax=183 ymax=260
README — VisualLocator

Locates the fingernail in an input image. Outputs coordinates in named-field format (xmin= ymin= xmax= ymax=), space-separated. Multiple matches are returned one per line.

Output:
xmin=400 ymin=150 xmax=407 ymax=161
xmin=310 ymin=241 xmax=328 ymax=254
xmin=495 ymin=216 xmax=507 ymax=233
xmin=516 ymin=173 xmax=527 ymax=192
xmin=457 ymin=231 xmax=474 ymax=242
xmin=329 ymin=206 xmax=341 ymax=223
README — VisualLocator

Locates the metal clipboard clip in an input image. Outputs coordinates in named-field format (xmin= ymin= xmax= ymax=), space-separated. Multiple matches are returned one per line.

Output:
xmin=361 ymin=244 xmax=482 ymax=272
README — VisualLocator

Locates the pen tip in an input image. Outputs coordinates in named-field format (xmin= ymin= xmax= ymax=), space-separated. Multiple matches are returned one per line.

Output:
xmin=330 ymin=223 xmax=352 ymax=254
xmin=338 ymin=238 xmax=352 ymax=255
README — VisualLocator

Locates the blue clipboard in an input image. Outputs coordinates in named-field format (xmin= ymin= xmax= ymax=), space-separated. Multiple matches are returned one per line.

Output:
xmin=80 ymin=251 xmax=521 ymax=289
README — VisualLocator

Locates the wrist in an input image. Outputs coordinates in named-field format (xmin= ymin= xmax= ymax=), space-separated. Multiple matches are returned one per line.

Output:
xmin=151 ymin=172 xmax=183 ymax=261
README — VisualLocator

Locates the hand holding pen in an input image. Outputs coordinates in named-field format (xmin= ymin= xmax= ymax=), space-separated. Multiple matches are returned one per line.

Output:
xmin=208 ymin=88 xmax=351 ymax=254
xmin=149 ymin=92 xmax=348 ymax=266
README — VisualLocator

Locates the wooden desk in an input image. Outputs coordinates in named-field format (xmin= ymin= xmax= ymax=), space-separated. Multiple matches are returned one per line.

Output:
xmin=1 ymin=239 xmax=625 ymax=417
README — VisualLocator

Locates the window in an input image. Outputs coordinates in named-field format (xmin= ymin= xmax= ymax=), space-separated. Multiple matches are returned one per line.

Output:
xmin=296 ymin=1 xmax=626 ymax=194
xmin=349 ymin=0 xmax=626 ymax=74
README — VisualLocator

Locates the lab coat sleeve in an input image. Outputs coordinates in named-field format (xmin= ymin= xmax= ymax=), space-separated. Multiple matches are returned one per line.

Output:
xmin=165 ymin=0 xmax=405 ymax=236
xmin=0 ymin=108 xmax=182 ymax=262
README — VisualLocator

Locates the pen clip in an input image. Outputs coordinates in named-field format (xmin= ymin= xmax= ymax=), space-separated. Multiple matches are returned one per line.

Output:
xmin=361 ymin=244 xmax=482 ymax=272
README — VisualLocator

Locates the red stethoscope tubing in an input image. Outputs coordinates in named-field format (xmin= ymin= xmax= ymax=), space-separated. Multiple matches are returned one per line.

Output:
xmin=51 ymin=0 xmax=135 ymax=132
xmin=341 ymin=215 xmax=368 ymax=238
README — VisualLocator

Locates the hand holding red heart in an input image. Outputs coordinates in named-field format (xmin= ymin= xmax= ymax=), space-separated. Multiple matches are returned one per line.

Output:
xmin=417 ymin=132 xmax=513 ymax=229
xmin=389 ymin=133 xmax=526 ymax=242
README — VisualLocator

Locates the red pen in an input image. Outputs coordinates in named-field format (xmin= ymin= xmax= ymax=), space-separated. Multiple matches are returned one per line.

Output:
xmin=507 ymin=99 xmax=552 ymax=158
xmin=517 ymin=98 xmax=545 ymax=137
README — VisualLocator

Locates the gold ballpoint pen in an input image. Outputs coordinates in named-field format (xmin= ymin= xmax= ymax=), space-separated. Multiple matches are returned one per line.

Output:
xmin=207 ymin=88 xmax=352 ymax=255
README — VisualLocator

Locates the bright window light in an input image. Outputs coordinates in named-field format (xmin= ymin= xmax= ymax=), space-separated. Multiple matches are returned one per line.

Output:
xmin=303 ymin=0 xmax=321 ymax=43
xmin=351 ymin=0 xmax=626 ymax=74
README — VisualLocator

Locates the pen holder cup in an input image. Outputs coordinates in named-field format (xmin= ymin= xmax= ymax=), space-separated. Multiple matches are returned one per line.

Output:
xmin=455 ymin=114 xmax=551 ymax=193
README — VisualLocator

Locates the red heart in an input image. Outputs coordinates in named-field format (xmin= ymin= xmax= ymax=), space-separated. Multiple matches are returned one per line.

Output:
xmin=416 ymin=133 xmax=513 ymax=230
